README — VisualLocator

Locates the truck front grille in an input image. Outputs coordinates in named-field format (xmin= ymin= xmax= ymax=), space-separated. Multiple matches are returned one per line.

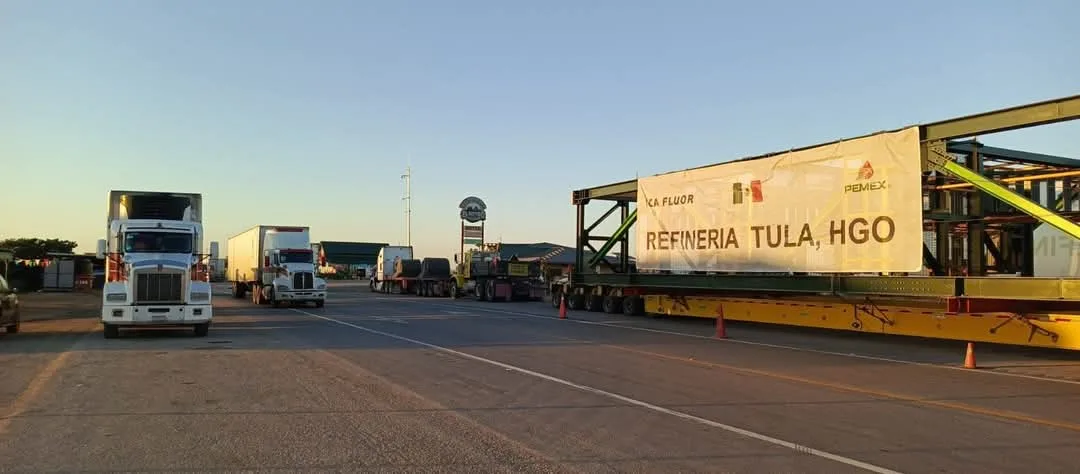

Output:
xmin=293 ymin=272 xmax=314 ymax=290
xmin=135 ymin=272 xmax=184 ymax=304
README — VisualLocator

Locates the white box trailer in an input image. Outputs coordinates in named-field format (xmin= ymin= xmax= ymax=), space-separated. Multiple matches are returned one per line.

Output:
xmin=226 ymin=225 xmax=327 ymax=307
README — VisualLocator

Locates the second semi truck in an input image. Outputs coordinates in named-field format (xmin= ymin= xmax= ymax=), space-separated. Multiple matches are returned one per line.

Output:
xmin=226 ymin=225 xmax=327 ymax=307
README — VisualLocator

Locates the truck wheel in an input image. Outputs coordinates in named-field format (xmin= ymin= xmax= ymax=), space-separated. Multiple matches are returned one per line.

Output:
xmin=103 ymin=324 xmax=120 ymax=339
xmin=450 ymin=282 xmax=459 ymax=299
xmin=585 ymin=295 xmax=604 ymax=312
xmin=193 ymin=323 xmax=209 ymax=337
xmin=603 ymin=295 xmax=623 ymax=314
xmin=315 ymin=300 xmax=325 ymax=308
xmin=550 ymin=290 xmax=563 ymax=309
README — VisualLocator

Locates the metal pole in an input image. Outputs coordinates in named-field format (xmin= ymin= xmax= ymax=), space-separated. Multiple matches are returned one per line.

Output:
xmin=401 ymin=166 xmax=412 ymax=247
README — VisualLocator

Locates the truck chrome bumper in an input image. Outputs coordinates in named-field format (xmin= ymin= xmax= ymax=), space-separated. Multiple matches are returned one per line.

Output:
xmin=101 ymin=304 xmax=213 ymax=325
xmin=278 ymin=290 xmax=326 ymax=302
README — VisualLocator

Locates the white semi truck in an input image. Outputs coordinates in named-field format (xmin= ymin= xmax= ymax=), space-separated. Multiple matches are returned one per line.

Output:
xmin=226 ymin=225 xmax=327 ymax=307
xmin=96 ymin=190 xmax=218 ymax=339
xmin=369 ymin=245 xmax=413 ymax=293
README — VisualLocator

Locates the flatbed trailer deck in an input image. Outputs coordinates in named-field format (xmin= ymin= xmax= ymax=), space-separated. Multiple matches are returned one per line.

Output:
xmin=553 ymin=94 xmax=1080 ymax=351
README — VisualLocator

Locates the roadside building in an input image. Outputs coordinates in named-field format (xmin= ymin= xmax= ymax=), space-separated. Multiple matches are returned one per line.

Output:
xmin=316 ymin=241 xmax=388 ymax=279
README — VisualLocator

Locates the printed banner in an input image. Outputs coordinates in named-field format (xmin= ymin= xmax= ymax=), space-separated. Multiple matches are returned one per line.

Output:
xmin=636 ymin=126 xmax=924 ymax=273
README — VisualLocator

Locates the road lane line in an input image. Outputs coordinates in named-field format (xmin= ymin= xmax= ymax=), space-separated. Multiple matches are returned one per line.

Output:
xmin=406 ymin=300 xmax=1080 ymax=387
xmin=376 ymin=304 xmax=1080 ymax=433
xmin=291 ymin=308 xmax=903 ymax=474
xmin=0 ymin=351 xmax=76 ymax=437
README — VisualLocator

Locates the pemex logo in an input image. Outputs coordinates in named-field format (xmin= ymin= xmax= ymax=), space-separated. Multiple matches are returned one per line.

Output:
xmin=844 ymin=161 xmax=886 ymax=194
xmin=857 ymin=161 xmax=874 ymax=180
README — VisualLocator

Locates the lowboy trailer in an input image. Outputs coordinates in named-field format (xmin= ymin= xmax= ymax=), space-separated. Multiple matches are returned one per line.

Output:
xmin=552 ymin=94 xmax=1080 ymax=351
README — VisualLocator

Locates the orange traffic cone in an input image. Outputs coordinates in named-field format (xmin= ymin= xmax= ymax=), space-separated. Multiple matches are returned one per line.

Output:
xmin=559 ymin=294 xmax=568 ymax=320
xmin=964 ymin=342 xmax=977 ymax=369
xmin=715 ymin=304 xmax=727 ymax=339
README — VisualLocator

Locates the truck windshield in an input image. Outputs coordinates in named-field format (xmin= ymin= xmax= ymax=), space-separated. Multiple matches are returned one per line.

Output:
xmin=280 ymin=250 xmax=313 ymax=264
xmin=124 ymin=232 xmax=193 ymax=254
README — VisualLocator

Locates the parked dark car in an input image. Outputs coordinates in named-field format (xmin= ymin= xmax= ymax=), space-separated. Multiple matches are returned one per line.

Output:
xmin=0 ymin=274 xmax=20 ymax=334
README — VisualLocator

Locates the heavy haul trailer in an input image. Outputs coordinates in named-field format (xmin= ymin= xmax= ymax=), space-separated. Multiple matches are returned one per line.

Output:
xmin=553 ymin=94 xmax=1080 ymax=351
xmin=370 ymin=245 xmax=413 ymax=293
xmin=452 ymin=247 xmax=546 ymax=302
xmin=416 ymin=258 xmax=454 ymax=297
xmin=378 ymin=258 xmax=422 ymax=294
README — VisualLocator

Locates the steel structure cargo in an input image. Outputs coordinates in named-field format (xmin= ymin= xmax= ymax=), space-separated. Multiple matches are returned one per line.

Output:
xmin=553 ymin=94 xmax=1080 ymax=351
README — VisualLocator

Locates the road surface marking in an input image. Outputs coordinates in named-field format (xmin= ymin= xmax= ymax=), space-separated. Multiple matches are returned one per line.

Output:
xmin=0 ymin=351 xmax=76 ymax=437
xmin=292 ymin=308 xmax=903 ymax=474
xmin=412 ymin=301 xmax=1080 ymax=387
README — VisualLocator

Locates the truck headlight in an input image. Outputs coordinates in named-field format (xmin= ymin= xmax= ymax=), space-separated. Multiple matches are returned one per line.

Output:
xmin=276 ymin=285 xmax=289 ymax=292
xmin=317 ymin=283 xmax=326 ymax=290
xmin=190 ymin=292 xmax=210 ymax=302
xmin=105 ymin=293 xmax=126 ymax=302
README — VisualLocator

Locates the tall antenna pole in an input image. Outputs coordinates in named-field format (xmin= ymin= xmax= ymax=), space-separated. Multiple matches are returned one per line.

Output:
xmin=401 ymin=166 xmax=412 ymax=247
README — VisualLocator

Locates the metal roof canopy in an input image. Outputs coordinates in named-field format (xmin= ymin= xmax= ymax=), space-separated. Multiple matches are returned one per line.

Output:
xmin=572 ymin=94 xmax=1080 ymax=204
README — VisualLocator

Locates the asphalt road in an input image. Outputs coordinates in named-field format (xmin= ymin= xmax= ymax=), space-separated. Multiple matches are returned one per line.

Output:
xmin=3 ymin=283 xmax=1080 ymax=473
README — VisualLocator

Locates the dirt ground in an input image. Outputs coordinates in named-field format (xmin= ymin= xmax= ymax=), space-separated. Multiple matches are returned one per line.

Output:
xmin=18 ymin=291 xmax=101 ymax=321
xmin=7 ymin=291 xmax=102 ymax=335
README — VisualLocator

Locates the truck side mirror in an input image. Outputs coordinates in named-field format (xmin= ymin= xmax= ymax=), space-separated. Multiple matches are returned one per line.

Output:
xmin=96 ymin=239 xmax=107 ymax=259
xmin=209 ymin=241 xmax=220 ymax=260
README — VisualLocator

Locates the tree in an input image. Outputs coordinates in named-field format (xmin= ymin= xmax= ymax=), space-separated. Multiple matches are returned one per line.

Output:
xmin=0 ymin=238 xmax=79 ymax=260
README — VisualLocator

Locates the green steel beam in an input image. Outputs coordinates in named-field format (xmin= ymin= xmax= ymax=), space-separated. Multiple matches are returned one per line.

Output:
xmin=922 ymin=94 xmax=1080 ymax=141
xmin=587 ymin=209 xmax=637 ymax=268
xmin=948 ymin=141 xmax=1080 ymax=169
xmin=572 ymin=179 xmax=638 ymax=204
xmin=926 ymin=146 xmax=1080 ymax=240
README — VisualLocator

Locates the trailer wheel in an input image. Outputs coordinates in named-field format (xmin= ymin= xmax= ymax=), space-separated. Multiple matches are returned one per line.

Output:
xmin=193 ymin=323 xmax=209 ymax=337
xmin=623 ymin=296 xmax=645 ymax=316
xmin=481 ymin=281 xmax=489 ymax=301
xmin=569 ymin=293 xmax=586 ymax=311
xmin=585 ymin=295 xmax=603 ymax=312
xmin=550 ymin=289 xmax=563 ymax=309
xmin=603 ymin=295 xmax=623 ymax=314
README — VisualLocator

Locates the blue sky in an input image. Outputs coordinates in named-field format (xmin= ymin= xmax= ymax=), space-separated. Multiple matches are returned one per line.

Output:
xmin=1 ymin=0 xmax=1077 ymax=260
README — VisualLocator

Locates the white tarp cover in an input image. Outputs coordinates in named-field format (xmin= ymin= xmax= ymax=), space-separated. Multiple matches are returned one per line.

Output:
xmin=636 ymin=126 xmax=924 ymax=273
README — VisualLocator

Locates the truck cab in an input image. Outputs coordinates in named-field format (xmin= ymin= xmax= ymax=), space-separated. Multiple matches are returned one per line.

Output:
xmin=97 ymin=191 xmax=218 ymax=338
xmin=263 ymin=228 xmax=326 ymax=307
